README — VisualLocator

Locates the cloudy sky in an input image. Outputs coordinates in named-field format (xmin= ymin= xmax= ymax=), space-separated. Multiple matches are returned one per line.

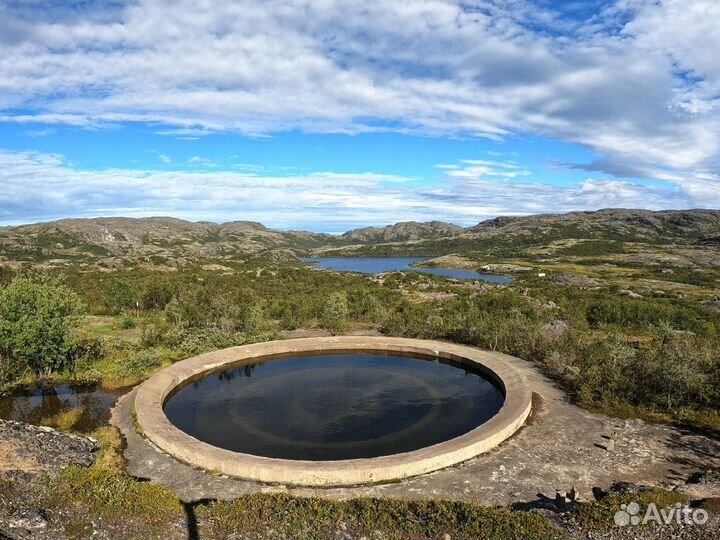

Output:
xmin=1 ymin=0 xmax=718 ymax=231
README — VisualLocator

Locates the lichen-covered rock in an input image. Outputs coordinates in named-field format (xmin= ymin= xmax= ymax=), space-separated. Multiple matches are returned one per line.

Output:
xmin=0 ymin=420 xmax=98 ymax=475
xmin=542 ymin=320 xmax=569 ymax=338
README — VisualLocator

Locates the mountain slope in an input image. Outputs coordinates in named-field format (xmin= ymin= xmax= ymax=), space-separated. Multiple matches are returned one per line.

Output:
xmin=469 ymin=209 xmax=720 ymax=241
xmin=0 ymin=217 xmax=332 ymax=265
xmin=1 ymin=209 xmax=719 ymax=266
xmin=311 ymin=209 xmax=720 ymax=257
xmin=341 ymin=221 xmax=463 ymax=243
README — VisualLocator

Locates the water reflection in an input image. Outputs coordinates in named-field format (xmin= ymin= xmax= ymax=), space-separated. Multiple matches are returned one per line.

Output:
xmin=216 ymin=363 xmax=257 ymax=382
xmin=0 ymin=384 xmax=125 ymax=433
xmin=165 ymin=353 xmax=505 ymax=461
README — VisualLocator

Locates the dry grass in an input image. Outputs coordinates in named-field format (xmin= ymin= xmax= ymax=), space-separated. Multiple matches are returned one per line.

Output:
xmin=0 ymin=440 xmax=39 ymax=473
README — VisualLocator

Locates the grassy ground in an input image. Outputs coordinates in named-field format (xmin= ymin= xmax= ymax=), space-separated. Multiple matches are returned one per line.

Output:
xmin=3 ymin=426 xmax=705 ymax=539
xmin=34 ymin=427 xmax=561 ymax=540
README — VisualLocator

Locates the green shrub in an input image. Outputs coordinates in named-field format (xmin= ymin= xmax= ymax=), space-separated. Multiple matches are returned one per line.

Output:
xmin=241 ymin=304 xmax=274 ymax=335
xmin=0 ymin=276 xmax=85 ymax=377
xmin=106 ymin=279 xmax=137 ymax=314
xmin=0 ymin=353 xmax=25 ymax=386
xmin=163 ymin=327 xmax=250 ymax=355
xmin=347 ymin=289 xmax=387 ymax=323
xmin=116 ymin=314 xmax=137 ymax=330
xmin=115 ymin=349 xmax=163 ymax=379
xmin=139 ymin=315 xmax=171 ymax=347
xmin=320 ymin=292 xmax=350 ymax=334
xmin=585 ymin=296 xmax=715 ymax=336
xmin=140 ymin=278 xmax=175 ymax=310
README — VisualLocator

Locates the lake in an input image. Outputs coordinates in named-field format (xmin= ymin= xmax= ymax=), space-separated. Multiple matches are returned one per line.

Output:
xmin=303 ymin=257 xmax=511 ymax=284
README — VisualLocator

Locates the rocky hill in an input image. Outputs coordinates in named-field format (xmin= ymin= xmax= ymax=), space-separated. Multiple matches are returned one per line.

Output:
xmin=0 ymin=217 xmax=333 ymax=268
xmin=0 ymin=209 xmax=718 ymax=267
xmin=314 ymin=209 xmax=720 ymax=257
xmin=469 ymin=209 xmax=720 ymax=241
xmin=341 ymin=221 xmax=463 ymax=243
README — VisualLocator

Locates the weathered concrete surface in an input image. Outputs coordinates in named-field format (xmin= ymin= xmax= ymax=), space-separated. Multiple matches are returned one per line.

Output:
xmin=113 ymin=339 xmax=720 ymax=506
xmin=132 ymin=337 xmax=533 ymax=486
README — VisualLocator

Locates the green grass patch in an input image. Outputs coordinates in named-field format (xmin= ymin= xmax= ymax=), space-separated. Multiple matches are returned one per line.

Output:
xmin=46 ymin=466 xmax=183 ymax=538
xmin=41 ymin=406 xmax=86 ymax=432
xmin=43 ymin=425 xmax=180 ymax=538
xmin=198 ymin=494 xmax=561 ymax=540
xmin=558 ymin=240 xmax=626 ymax=256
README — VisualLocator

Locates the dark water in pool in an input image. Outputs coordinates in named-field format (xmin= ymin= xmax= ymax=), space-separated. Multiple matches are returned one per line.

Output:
xmin=164 ymin=353 xmax=505 ymax=461
xmin=0 ymin=384 xmax=125 ymax=433
xmin=303 ymin=257 xmax=511 ymax=283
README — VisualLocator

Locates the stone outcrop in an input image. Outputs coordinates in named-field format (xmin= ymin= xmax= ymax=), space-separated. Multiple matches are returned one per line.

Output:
xmin=0 ymin=420 xmax=98 ymax=475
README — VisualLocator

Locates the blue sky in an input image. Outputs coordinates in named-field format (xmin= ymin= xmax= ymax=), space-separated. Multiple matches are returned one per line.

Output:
xmin=0 ymin=122 xmax=600 ymax=186
xmin=0 ymin=0 xmax=718 ymax=231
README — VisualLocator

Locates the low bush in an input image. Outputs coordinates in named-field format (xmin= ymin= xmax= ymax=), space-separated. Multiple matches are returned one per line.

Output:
xmin=320 ymin=292 xmax=350 ymax=334
xmin=163 ymin=327 xmax=250 ymax=355
xmin=114 ymin=349 xmax=163 ymax=379
xmin=116 ymin=314 xmax=137 ymax=329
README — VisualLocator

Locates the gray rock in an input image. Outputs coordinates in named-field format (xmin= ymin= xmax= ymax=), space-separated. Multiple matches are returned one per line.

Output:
xmin=8 ymin=509 xmax=48 ymax=531
xmin=543 ymin=320 xmax=569 ymax=338
xmin=618 ymin=289 xmax=643 ymax=298
xmin=0 ymin=420 xmax=99 ymax=474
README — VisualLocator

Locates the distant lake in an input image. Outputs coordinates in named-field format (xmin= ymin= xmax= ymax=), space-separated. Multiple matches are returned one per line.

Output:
xmin=303 ymin=257 xmax=511 ymax=284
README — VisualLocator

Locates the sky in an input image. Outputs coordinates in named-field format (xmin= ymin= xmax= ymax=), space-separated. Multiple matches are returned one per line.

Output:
xmin=0 ymin=0 xmax=719 ymax=232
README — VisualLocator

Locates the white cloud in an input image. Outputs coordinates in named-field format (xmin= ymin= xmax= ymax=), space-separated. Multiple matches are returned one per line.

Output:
xmin=0 ymin=0 xmax=718 ymax=184
xmin=440 ymin=160 xmax=531 ymax=180
xmin=188 ymin=156 xmax=213 ymax=166
xmin=0 ymin=150 xmax=714 ymax=230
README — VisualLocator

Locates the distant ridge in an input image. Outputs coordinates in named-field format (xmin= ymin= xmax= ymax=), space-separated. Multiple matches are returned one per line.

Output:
xmin=341 ymin=221 xmax=463 ymax=243
xmin=469 ymin=209 xmax=720 ymax=237
xmin=0 ymin=209 xmax=718 ymax=266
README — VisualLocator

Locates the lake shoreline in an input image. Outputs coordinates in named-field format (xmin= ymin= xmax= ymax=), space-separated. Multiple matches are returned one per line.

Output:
xmin=302 ymin=256 xmax=512 ymax=283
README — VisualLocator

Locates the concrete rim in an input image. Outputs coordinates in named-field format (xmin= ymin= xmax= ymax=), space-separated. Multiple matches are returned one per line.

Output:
xmin=134 ymin=337 xmax=532 ymax=487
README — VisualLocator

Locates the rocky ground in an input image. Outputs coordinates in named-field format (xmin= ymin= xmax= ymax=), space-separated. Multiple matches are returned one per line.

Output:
xmin=1 ymin=416 xmax=719 ymax=539
xmin=0 ymin=420 xmax=99 ymax=539
xmin=0 ymin=420 xmax=98 ymax=474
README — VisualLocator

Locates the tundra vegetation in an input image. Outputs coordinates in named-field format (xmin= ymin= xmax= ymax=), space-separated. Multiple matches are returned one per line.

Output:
xmin=0 ymin=209 xmax=719 ymax=538
xmin=2 ymin=263 xmax=718 ymax=434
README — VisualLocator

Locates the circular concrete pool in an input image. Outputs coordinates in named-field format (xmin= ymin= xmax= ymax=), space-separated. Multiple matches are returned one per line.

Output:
xmin=134 ymin=337 xmax=532 ymax=486
xmin=164 ymin=352 xmax=504 ymax=461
